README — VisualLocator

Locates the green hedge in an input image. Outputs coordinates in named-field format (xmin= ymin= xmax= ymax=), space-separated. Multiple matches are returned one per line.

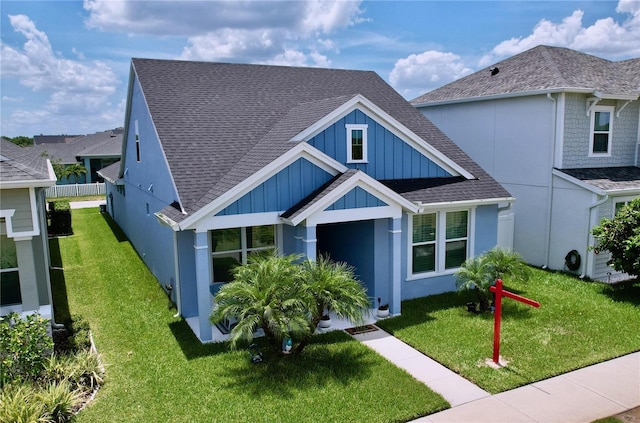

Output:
xmin=48 ymin=200 xmax=72 ymax=236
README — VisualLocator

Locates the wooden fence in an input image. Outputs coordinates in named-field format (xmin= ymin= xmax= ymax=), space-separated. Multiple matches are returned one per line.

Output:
xmin=45 ymin=183 xmax=105 ymax=198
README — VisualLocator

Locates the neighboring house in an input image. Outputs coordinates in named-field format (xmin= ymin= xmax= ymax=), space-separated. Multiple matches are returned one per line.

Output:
xmin=0 ymin=139 xmax=57 ymax=324
xmin=413 ymin=45 xmax=640 ymax=281
xmin=32 ymin=128 xmax=123 ymax=184
xmin=99 ymin=59 xmax=512 ymax=342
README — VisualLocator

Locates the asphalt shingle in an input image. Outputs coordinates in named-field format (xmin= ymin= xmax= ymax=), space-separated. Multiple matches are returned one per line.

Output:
xmin=131 ymin=59 xmax=510 ymax=222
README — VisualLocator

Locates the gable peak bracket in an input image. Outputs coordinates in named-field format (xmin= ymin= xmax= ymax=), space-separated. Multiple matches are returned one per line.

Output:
xmin=585 ymin=96 xmax=601 ymax=117
xmin=616 ymin=100 xmax=632 ymax=118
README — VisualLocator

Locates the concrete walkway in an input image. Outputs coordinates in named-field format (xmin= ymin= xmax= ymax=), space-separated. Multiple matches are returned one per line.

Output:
xmin=351 ymin=327 xmax=490 ymax=407
xmin=350 ymin=326 xmax=640 ymax=422
xmin=69 ymin=200 xmax=105 ymax=209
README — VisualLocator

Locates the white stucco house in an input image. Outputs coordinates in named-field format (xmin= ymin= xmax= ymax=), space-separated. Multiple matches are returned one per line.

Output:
xmin=413 ymin=45 xmax=640 ymax=281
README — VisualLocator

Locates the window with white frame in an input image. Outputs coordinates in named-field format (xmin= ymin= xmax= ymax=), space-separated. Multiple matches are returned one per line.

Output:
xmin=346 ymin=124 xmax=368 ymax=163
xmin=0 ymin=234 xmax=21 ymax=306
xmin=211 ymin=225 xmax=276 ymax=283
xmin=613 ymin=198 xmax=635 ymax=216
xmin=134 ymin=120 xmax=141 ymax=162
xmin=589 ymin=106 xmax=614 ymax=156
xmin=411 ymin=210 xmax=469 ymax=275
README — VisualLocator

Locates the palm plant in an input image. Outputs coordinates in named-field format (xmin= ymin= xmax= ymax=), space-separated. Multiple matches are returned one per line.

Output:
xmin=62 ymin=163 xmax=87 ymax=183
xmin=485 ymin=247 xmax=530 ymax=283
xmin=210 ymin=252 xmax=310 ymax=351
xmin=455 ymin=254 xmax=492 ymax=311
xmin=295 ymin=256 xmax=370 ymax=353
xmin=456 ymin=247 xmax=530 ymax=312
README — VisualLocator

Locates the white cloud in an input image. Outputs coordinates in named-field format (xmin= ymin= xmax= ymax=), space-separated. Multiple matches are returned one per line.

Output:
xmin=389 ymin=51 xmax=473 ymax=99
xmin=480 ymin=0 xmax=640 ymax=66
xmin=84 ymin=0 xmax=363 ymax=66
xmin=1 ymin=15 xmax=121 ymax=136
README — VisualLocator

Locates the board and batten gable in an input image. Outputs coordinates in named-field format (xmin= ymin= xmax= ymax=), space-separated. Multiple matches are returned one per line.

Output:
xmin=562 ymin=94 xmax=640 ymax=169
xmin=216 ymin=158 xmax=334 ymax=216
xmin=308 ymin=109 xmax=452 ymax=179
xmin=113 ymin=73 xmax=182 ymax=289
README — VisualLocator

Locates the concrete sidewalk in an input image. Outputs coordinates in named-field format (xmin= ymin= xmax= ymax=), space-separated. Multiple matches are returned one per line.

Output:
xmin=350 ymin=326 xmax=640 ymax=422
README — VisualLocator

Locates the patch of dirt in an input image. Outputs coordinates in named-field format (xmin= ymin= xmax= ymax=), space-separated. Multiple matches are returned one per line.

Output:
xmin=610 ymin=407 xmax=640 ymax=423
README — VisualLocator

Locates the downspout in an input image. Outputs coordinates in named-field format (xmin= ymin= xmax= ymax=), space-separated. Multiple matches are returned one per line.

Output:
xmin=543 ymin=93 xmax=558 ymax=269
xmin=635 ymin=102 xmax=640 ymax=167
xmin=584 ymin=194 xmax=609 ymax=278
xmin=173 ymin=230 xmax=182 ymax=317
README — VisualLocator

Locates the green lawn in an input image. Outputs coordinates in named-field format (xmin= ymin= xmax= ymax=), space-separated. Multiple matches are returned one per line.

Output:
xmin=377 ymin=268 xmax=640 ymax=393
xmin=51 ymin=209 xmax=448 ymax=423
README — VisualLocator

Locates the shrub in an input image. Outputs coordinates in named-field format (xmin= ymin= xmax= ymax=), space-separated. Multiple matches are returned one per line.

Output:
xmin=591 ymin=198 xmax=640 ymax=277
xmin=48 ymin=200 xmax=72 ymax=236
xmin=37 ymin=381 xmax=81 ymax=423
xmin=66 ymin=349 xmax=104 ymax=392
xmin=0 ymin=383 xmax=47 ymax=423
xmin=0 ymin=312 xmax=53 ymax=386
xmin=68 ymin=314 xmax=91 ymax=352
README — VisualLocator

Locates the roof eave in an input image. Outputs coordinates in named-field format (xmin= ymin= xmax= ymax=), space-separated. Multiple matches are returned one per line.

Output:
xmin=417 ymin=196 xmax=516 ymax=211
xmin=413 ymin=88 xmax=604 ymax=108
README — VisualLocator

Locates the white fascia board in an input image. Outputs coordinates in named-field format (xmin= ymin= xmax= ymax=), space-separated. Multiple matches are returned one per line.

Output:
xmin=287 ymin=171 xmax=419 ymax=226
xmin=413 ymin=88 xmax=596 ymax=108
xmin=306 ymin=206 xmax=402 ymax=226
xmin=292 ymin=94 xmax=474 ymax=179
xmin=118 ymin=65 xmax=135 ymax=179
xmin=417 ymin=196 xmax=516 ymax=212
xmin=178 ymin=143 xmax=346 ymax=230
xmin=196 ymin=212 xmax=282 ymax=232
xmin=552 ymin=169 xmax=606 ymax=195
xmin=605 ymin=188 xmax=640 ymax=196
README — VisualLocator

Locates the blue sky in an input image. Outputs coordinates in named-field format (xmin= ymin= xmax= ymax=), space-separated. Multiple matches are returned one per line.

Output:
xmin=1 ymin=0 xmax=639 ymax=138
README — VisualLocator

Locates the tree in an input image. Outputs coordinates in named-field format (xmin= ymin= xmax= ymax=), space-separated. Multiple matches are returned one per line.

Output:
xmin=456 ymin=247 xmax=530 ymax=312
xmin=2 ymin=135 xmax=33 ymax=147
xmin=591 ymin=198 xmax=640 ymax=278
xmin=294 ymin=255 xmax=370 ymax=353
xmin=210 ymin=252 xmax=370 ymax=354
xmin=210 ymin=252 xmax=309 ymax=351
xmin=62 ymin=163 xmax=87 ymax=183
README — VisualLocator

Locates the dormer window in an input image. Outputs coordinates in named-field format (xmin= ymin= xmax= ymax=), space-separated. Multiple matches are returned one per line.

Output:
xmin=589 ymin=106 xmax=614 ymax=156
xmin=346 ymin=124 xmax=368 ymax=163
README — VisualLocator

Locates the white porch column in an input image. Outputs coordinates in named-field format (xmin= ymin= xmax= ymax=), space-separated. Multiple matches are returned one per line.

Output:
xmin=389 ymin=218 xmax=402 ymax=315
xmin=194 ymin=230 xmax=212 ymax=342
xmin=303 ymin=224 xmax=317 ymax=261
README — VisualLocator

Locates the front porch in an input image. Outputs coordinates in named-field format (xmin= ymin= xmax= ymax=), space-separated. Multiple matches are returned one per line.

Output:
xmin=185 ymin=307 xmax=383 ymax=344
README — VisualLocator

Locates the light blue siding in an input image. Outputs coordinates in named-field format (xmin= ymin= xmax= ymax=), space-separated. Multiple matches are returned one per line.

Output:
xmin=107 ymin=75 xmax=181 ymax=294
xmin=308 ymin=109 xmax=451 ymax=179
xmin=317 ymin=221 xmax=375 ymax=302
xmin=216 ymin=158 xmax=333 ymax=215
xmin=474 ymin=204 xmax=499 ymax=254
xmin=326 ymin=187 xmax=387 ymax=210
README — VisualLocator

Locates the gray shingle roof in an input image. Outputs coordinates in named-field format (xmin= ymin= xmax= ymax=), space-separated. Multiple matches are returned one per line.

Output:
xmin=31 ymin=129 xmax=123 ymax=164
xmin=97 ymin=160 xmax=121 ymax=184
xmin=412 ymin=45 xmax=640 ymax=105
xmin=0 ymin=139 xmax=52 ymax=184
xmin=130 ymin=59 xmax=510 ymax=222
xmin=558 ymin=167 xmax=640 ymax=193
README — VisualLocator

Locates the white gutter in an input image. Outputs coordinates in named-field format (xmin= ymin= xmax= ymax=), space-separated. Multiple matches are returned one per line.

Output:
xmin=413 ymin=88 xmax=638 ymax=108
xmin=173 ymin=231 xmax=181 ymax=317
xmin=417 ymin=196 xmax=515 ymax=212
